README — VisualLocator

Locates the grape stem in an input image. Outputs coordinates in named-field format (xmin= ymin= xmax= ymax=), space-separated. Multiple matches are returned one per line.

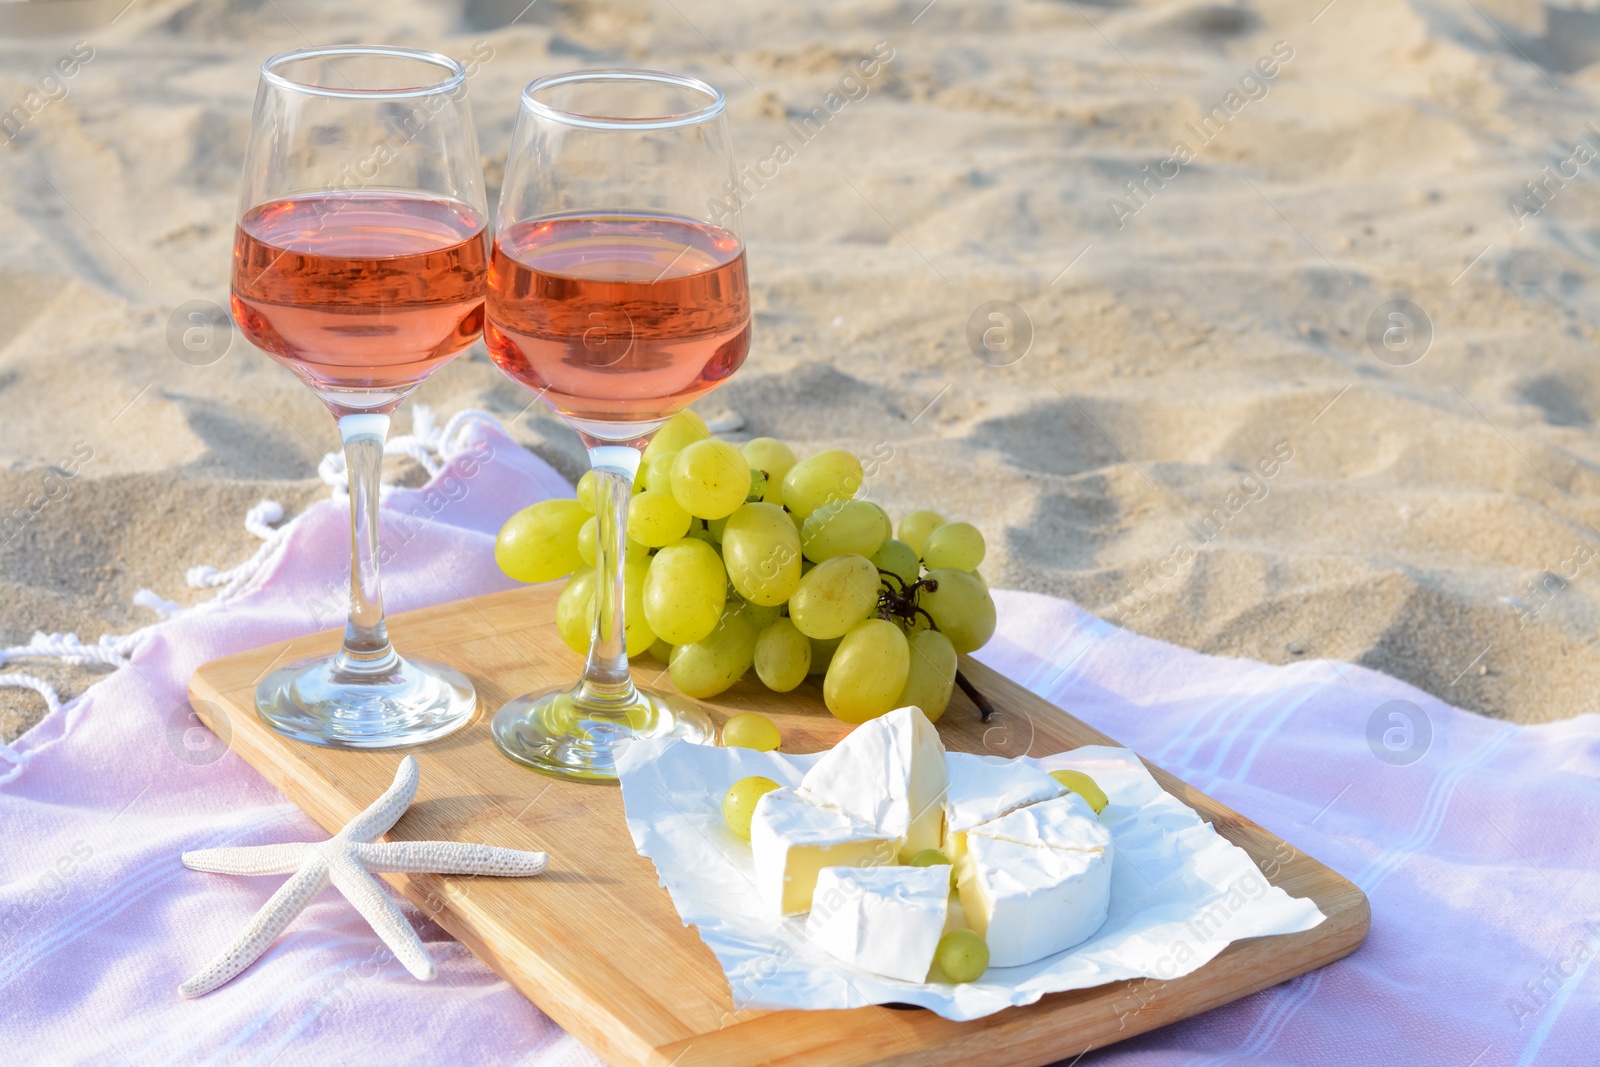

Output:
xmin=874 ymin=569 xmax=995 ymax=722
xmin=954 ymin=669 xmax=996 ymax=723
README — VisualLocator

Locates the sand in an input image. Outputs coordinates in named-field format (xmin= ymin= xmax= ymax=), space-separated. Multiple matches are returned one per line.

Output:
xmin=4 ymin=0 xmax=1600 ymax=740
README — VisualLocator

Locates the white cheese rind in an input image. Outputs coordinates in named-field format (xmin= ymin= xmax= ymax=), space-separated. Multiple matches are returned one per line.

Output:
xmin=799 ymin=706 xmax=947 ymax=860
xmin=941 ymin=752 xmax=1068 ymax=835
xmin=957 ymin=834 xmax=1112 ymax=967
xmin=969 ymin=792 xmax=1111 ymax=853
xmin=750 ymin=787 xmax=898 ymax=916
xmin=806 ymin=865 xmax=950 ymax=982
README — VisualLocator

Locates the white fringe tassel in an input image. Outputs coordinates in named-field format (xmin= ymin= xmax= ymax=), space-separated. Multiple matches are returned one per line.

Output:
xmin=0 ymin=406 xmax=507 ymax=786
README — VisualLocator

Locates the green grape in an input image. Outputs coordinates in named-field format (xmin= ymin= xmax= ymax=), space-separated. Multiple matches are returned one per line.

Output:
xmin=557 ymin=561 xmax=654 ymax=656
xmin=823 ymin=618 xmax=911 ymax=724
xmin=643 ymin=538 xmax=728 ymax=645
xmin=628 ymin=489 xmax=693 ymax=548
xmin=911 ymin=847 xmax=959 ymax=887
xmin=780 ymin=449 xmax=864 ymax=520
xmin=807 ymin=634 xmax=841 ymax=676
xmin=800 ymin=498 xmax=891 ymax=563
xmin=669 ymin=604 xmax=758 ymax=699
xmin=788 ymin=554 xmax=881 ymax=639
xmin=722 ymin=775 xmax=781 ymax=840
xmin=648 ymin=637 xmax=674 ymax=664
xmin=923 ymin=521 xmax=986 ymax=572
xmin=495 ymin=498 xmax=589 ymax=583
xmin=722 ymin=502 xmax=803 ymax=606
xmin=577 ymin=516 xmax=598 ymax=567
xmin=969 ymin=568 xmax=987 ymax=589
xmin=934 ymin=929 xmax=989 ymax=983
xmin=576 ymin=471 xmax=598 ymax=514
xmin=645 ymin=451 xmax=678 ymax=494
xmin=555 ymin=568 xmax=597 ymax=655
xmin=579 ymin=516 xmax=649 ymax=566
xmin=1049 ymin=770 xmax=1109 ymax=814
xmin=617 ymin=559 xmax=656 ymax=659
xmin=708 ymin=515 xmax=729 ymax=542
xmin=620 ymin=558 xmax=657 ymax=656
xmin=671 ymin=440 xmax=751 ymax=520
xmin=722 ymin=712 xmax=781 ymax=751
xmin=741 ymin=437 xmax=798 ymax=505
xmin=746 ymin=468 xmax=768 ymax=503
xmin=754 ymin=618 xmax=811 ymax=692
xmin=917 ymin=568 xmax=996 ymax=654
xmin=686 ymin=518 xmax=716 ymax=546
xmin=736 ymin=597 xmax=784 ymax=631
xmin=642 ymin=408 xmax=709 ymax=467
xmin=898 ymin=509 xmax=946 ymax=558
xmin=872 ymin=538 xmax=921 ymax=589
xmin=897 ymin=629 xmax=957 ymax=723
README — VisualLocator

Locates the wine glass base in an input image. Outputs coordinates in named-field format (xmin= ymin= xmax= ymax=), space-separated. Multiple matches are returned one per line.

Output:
xmin=255 ymin=653 xmax=476 ymax=749
xmin=490 ymin=684 xmax=714 ymax=782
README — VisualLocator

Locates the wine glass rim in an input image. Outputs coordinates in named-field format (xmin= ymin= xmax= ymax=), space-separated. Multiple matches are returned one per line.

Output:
xmin=261 ymin=44 xmax=466 ymax=100
xmin=520 ymin=69 xmax=725 ymax=130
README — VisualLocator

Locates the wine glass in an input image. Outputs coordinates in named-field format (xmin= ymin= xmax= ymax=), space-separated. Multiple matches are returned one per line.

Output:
xmin=232 ymin=45 xmax=488 ymax=747
xmin=486 ymin=70 xmax=751 ymax=780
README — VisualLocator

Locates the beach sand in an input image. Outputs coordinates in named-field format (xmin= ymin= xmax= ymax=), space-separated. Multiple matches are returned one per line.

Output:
xmin=4 ymin=0 xmax=1600 ymax=740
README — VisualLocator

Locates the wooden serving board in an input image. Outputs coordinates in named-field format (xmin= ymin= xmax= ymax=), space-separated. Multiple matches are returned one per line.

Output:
xmin=189 ymin=583 xmax=1369 ymax=1067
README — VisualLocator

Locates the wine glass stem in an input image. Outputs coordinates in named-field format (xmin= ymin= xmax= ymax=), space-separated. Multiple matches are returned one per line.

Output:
xmin=581 ymin=445 xmax=642 ymax=706
xmin=338 ymin=413 xmax=398 ymax=675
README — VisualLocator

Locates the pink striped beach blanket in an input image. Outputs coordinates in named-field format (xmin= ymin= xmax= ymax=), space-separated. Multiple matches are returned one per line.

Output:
xmin=1 ymin=416 xmax=1594 ymax=1066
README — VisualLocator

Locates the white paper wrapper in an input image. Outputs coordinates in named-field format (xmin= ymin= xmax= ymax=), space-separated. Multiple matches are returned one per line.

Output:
xmin=616 ymin=737 xmax=1326 ymax=1021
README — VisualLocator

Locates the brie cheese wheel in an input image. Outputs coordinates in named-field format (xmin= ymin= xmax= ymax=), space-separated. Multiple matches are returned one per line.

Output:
xmin=956 ymin=834 xmax=1112 ymax=967
xmin=806 ymin=864 xmax=950 ymax=983
xmin=799 ymin=706 xmax=947 ymax=860
xmin=955 ymin=792 xmax=1114 ymax=967
xmin=941 ymin=752 xmax=1067 ymax=865
xmin=750 ymin=787 xmax=898 ymax=916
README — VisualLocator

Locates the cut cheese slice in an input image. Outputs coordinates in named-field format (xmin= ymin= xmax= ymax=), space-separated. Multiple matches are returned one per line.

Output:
xmin=806 ymin=864 xmax=950 ymax=982
xmin=969 ymin=792 xmax=1110 ymax=853
xmin=799 ymin=706 xmax=946 ymax=860
xmin=941 ymin=752 xmax=1067 ymax=865
xmin=956 ymin=834 xmax=1112 ymax=967
xmin=750 ymin=787 xmax=898 ymax=916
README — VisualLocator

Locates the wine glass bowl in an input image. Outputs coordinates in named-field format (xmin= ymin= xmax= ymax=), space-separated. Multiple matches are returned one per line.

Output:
xmin=487 ymin=70 xmax=751 ymax=779
xmin=488 ymin=70 xmax=750 ymax=440
xmin=485 ymin=211 xmax=749 ymax=435
xmin=232 ymin=193 xmax=488 ymax=415
xmin=233 ymin=45 xmax=488 ymax=748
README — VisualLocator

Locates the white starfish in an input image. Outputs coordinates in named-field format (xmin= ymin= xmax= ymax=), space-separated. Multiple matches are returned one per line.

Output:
xmin=178 ymin=755 xmax=548 ymax=998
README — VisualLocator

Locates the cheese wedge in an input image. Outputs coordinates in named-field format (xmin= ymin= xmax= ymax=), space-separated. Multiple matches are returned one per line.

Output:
xmin=750 ymin=787 xmax=898 ymax=916
xmin=806 ymin=864 xmax=950 ymax=982
xmin=941 ymin=752 xmax=1067 ymax=865
xmin=799 ymin=706 xmax=947 ymax=860
xmin=956 ymin=834 xmax=1112 ymax=967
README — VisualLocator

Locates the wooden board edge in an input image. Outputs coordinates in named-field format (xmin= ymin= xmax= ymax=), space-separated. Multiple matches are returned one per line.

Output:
xmin=650 ymin=875 xmax=1369 ymax=1067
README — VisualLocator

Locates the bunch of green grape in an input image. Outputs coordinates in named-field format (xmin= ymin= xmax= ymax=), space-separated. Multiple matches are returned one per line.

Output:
xmin=495 ymin=410 xmax=998 ymax=723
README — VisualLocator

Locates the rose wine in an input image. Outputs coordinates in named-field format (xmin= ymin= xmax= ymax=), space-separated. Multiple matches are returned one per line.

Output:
xmin=485 ymin=213 xmax=750 ymax=432
xmin=232 ymin=192 xmax=488 ymax=409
